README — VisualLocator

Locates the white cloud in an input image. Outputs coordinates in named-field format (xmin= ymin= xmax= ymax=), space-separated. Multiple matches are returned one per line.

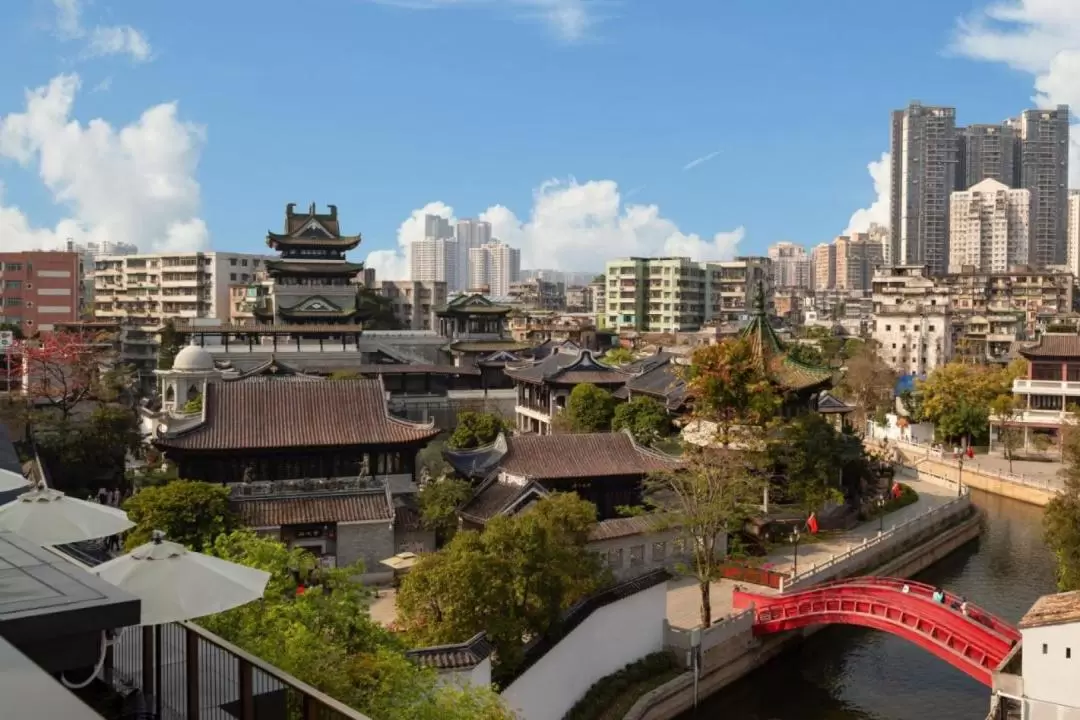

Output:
xmin=366 ymin=0 xmax=595 ymax=42
xmin=364 ymin=179 xmax=744 ymax=280
xmin=0 ymin=74 xmax=209 ymax=253
xmin=844 ymin=151 xmax=891 ymax=235
xmin=951 ymin=0 xmax=1080 ymax=185
xmin=53 ymin=0 xmax=152 ymax=63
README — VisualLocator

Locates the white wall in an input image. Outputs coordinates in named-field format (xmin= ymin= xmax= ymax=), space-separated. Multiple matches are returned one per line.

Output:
xmin=868 ymin=414 xmax=935 ymax=445
xmin=1022 ymin=623 xmax=1080 ymax=709
xmin=438 ymin=657 xmax=492 ymax=689
xmin=500 ymin=581 xmax=667 ymax=720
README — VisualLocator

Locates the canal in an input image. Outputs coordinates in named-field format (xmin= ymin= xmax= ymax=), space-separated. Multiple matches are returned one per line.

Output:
xmin=680 ymin=489 xmax=1058 ymax=720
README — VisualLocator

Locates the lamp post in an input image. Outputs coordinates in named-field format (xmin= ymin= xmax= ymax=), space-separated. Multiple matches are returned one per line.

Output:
xmin=954 ymin=443 xmax=971 ymax=497
xmin=878 ymin=495 xmax=886 ymax=534
xmin=791 ymin=526 xmax=801 ymax=577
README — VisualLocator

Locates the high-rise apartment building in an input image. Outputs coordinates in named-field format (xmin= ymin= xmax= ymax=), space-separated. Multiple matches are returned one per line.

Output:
xmin=455 ymin=219 xmax=492 ymax=290
xmin=409 ymin=237 xmax=458 ymax=289
xmin=1067 ymin=190 xmax=1080 ymax=278
xmin=603 ymin=256 xmax=772 ymax=332
xmin=0 ymin=251 xmax=83 ymax=333
xmin=869 ymin=223 xmax=891 ymax=267
xmin=1016 ymin=106 xmax=1070 ymax=266
xmin=93 ymin=251 xmax=273 ymax=374
xmin=948 ymin=178 xmax=1032 ymax=272
xmin=468 ymin=241 xmax=520 ymax=297
xmin=424 ymin=215 xmax=453 ymax=240
xmin=811 ymin=243 xmax=835 ymax=290
xmin=890 ymin=102 xmax=959 ymax=275
xmin=960 ymin=124 xmax=1017 ymax=189
xmin=767 ymin=242 xmax=811 ymax=289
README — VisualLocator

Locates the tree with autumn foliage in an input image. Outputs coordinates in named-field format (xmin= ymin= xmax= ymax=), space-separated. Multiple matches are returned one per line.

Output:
xmin=914 ymin=359 xmax=1027 ymax=445
xmin=836 ymin=342 xmax=897 ymax=429
xmin=681 ymin=337 xmax=780 ymax=446
xmin=5 ymin=331 xmax=112 ymax=420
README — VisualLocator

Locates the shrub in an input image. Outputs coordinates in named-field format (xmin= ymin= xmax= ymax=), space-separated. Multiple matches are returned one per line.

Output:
xmin=564 ymin=652 xmax=677 ymax=720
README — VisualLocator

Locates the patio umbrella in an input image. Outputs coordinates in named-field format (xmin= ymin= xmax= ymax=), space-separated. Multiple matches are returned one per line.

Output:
xmin=94 ymin=531 xmax=271 ymax=625
xmin=0 ymin=485 xmax=133 ymax=545
xmin=0 ymin=468 xmax=29 ymax=492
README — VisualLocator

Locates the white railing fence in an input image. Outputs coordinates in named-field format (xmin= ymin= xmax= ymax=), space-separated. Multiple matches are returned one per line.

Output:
xmin=664 ymin=608 xmax=754 ymax=655
xmin=887 ymin=438 xmax=1060 ymax=492
xmin=779 ymin=489 xmax=972 ymax=592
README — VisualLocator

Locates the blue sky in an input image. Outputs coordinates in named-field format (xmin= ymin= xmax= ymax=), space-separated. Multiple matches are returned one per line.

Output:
xmin=1 ymin=0 xmax=1077 ymax=277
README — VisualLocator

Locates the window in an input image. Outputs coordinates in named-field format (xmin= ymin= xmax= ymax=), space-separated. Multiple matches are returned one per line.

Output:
xmin=242 ymin=259 xmax=249 ymax=267
xmin=230 ymin=258 xmax=237 ymax=266
xmin=1043 ymin=643 xmax=1048 ymax=654
xmin=4 ymin=281 xmax=22 ymax=290
xmin=230 ymin=273 xmax=237 ymax=281
xmin=629 ymin=545 xmax=645 ymax=567
xmin=652 ymin=541 xmax=667 ymax=561
xmin=3 ymin=298 xmax=21 ymax=307
xmin=606 ymin=548 xmax=623 ymax=568
xmin=1068 ymin=648 xmax=1073 ymax=659
xmin=3 ymin=263 xmax=21 ymax=272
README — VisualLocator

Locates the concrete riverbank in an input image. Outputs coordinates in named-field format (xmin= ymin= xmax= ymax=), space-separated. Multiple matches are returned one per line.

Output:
xmin=627 ymin=495 xmax=982 ymax=720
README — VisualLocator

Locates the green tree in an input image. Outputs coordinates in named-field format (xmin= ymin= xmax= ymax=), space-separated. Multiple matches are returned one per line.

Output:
xmin=1045 ymin=428 xmax=1080 ymax=591
xmin=417 ymin=439 xmax=452 ymax=479
xmin=122 ymin=480 xmax=237 ymax=551
xmin=644 ymin=445 xmax=765 ymax=626
xmin=200 ymin=531 xmax=512 ymax=720
xmin=682 ymin=338 xmax=780 ymax=446
xmin=157 ymin=321 xmax=182 ymax=370
xmin=328 ymin=369 xmax=363 ymax=380
xmin=786 ymin=343 xmax=824 ymax=367
xmin=558 ymin=383 xmax=616 ymax=433
xmin=990 ymin=394 xmax=1024 ymax=472
xmin=356 ymin=287 xmax=405 ymax=330
xmin=417 ymin=476 xmax=473 ymax=543
xmin=612 ymin=396 xmax=670 ymax=445
xmin=837 ymin=343 xmax=896 ymax=429
xmin=182 ymin=393 xmax=203 ymax=414
xmin=0 ymin=322 xmax=24 ymax=340
xmin=915 ymin=360 xmax=1027 ymax=445
xmin=396 ymin=493 xmax=607 ymax=678
xmin=603 ymin=347 xmax=636 ymax=366
xmin=447 ymin=411 xmax=507 ymax=450
xmin=772 ymin=413 xmax=853 ymax=513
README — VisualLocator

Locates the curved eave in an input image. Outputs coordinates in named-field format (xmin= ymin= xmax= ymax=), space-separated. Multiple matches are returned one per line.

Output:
xmin=265 ymin=233 xmax=362 ymax=251
xmin=265 ymin=262 xmax=364 ymax=277
xmin=277 ymin=309 xmax=365 ymax=321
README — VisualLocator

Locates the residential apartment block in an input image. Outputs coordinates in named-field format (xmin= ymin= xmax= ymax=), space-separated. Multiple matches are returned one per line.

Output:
xmin=409 ymin=237 xmax=458 ymax=289
xmin=603 ymin=256 xmax=772 ymax=333
xmin=467 ymin=241 xmax=520 ymax=298
xmin=0 ymin=251 xmax=83 ymax=333
xmin=1017 ymin=106 xmax=1070 ymax=267
xmin=1068 ymin=190 xmax=1080 ymax=278
xmin=377 ymin=280 xmax=448 ymax=331
xmin=767 ymin=242 xmax=811 ymax=289
xmin=948 ymin=178 xmax=1032 ymax=273
xmin=456 ymin=219 xmax=492 ymax=291
xmin=872 ymin=265 xmax=953 ymax=375
xmin=93 ymin=251 xmax=273 ymax=374
xmin=811 ymin=235 xmax=883 ymax=291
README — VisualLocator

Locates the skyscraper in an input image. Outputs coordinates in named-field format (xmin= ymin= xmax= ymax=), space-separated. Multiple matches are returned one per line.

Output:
xmin=890 ymin=102 xmax=959 ymax=275
xmin=410 ymin=214 xmax=459 ymax=287
xmin=948 ymin=178 xmax=1032 ymax=273
xmin=1016 ymin=106 xmax=1070 ymax=266
xmin=766 ymin=242 xmax=811 ymax=289
xmin=468 ymin=241 xmax=520 ymax=297
xmin=960 ymin=124 xmax=1017 ymax=189
xmin=456 ymin=219 xmax=492 ymax=291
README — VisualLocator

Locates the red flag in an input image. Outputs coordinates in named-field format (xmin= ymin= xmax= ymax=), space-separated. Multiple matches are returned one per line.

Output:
xmin=966 ymin=446 xmax=974 ymax=459
xmin=891 ymin=481 xmax=901 ymax=499
xmin=806 ymin=513 xmax=819 ymax=534
xmin=296 ymin=585 xmax=306 ymax=596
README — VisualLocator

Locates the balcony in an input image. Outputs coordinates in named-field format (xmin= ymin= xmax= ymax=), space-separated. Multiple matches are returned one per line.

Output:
xmin=1012 ymin=378 xmax=1080 ymax=396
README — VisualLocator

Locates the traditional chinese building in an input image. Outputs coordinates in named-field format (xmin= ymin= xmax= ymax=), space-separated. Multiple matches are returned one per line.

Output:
xmin=254 ymin=203 xmax=368 ymax=327
xmin=145 ymin=344 xmax=440 ymax=577
xmin=436 ymin=294 xmax=532 ymax=387
xmin=444 ymin=430 xmax=683 ymax=525
xmin=505 ymin=344 xmax=634 ymax=434
xmin=612 ymin=351 xmax=688 ymax=412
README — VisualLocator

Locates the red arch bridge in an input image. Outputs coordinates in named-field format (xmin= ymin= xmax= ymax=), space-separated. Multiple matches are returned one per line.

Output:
xmin=732 ymin=577 xmax=1020 ymax=686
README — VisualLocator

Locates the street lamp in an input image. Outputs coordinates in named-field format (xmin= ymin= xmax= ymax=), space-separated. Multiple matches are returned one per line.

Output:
xmin=791 ymin=526 xmax=801 ymax=577
xmin=954 ymin=444 xmax=972 ymax=497
xmin=877 ymin=495 xmax=886 ymax=534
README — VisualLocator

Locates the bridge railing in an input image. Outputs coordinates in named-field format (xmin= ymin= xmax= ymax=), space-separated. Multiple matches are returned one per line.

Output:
xmin=664 ymin=608 xmax=754 ymax=656
xmin=889 ymin=438 xmax=1060 ymax=492
xmin=780 ymin=490 xmax=973 ymax=592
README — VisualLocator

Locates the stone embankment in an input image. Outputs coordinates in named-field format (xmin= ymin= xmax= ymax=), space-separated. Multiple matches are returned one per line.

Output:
xmin=626 ymin=487 xmax=980 ymax=720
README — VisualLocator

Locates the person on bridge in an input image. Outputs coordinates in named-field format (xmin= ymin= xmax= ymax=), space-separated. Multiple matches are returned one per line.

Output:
xmin=932 ymin=588 xmax=945 ymax=603
xmin=960 ymin=599 xmax=970 ymax=616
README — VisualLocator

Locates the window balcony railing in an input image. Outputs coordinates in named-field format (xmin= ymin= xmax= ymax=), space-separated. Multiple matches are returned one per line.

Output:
xmin=1013 ymin=378 xmax=1080 ymax=396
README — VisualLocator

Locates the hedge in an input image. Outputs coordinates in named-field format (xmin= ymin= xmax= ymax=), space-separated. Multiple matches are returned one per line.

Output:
xmin=563 ymin=652 xmax=676 ymax=720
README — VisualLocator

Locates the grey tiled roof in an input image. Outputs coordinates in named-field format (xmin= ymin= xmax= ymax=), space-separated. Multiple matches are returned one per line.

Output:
xmin=406 ymin=632 xmax=494 ymax=670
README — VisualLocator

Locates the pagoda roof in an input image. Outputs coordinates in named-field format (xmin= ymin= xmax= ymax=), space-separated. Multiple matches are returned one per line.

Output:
xmin=436 ymin=294 xmax=512 ymax=316
xmin=504 ymin=347 xmax=633 ymax=386
xmin=740 ymin=282 xmax=833 ymax=392
xmin=273 ymin=294 xmax=369 ymax=322
xmin=611 ymin=351 xmax=688 ymax=410
xmin=220 ymin=357 xmax=324 ymax=382
xmin=265 ymin=260 xmax=364 ymax=276
xmin=153 ymin=377 xmax=438 ymax=452
xmin=1018 ymin=334 xmax=1080 ymax=359
xmin=266 ymin=202 xmax=362 ymax=250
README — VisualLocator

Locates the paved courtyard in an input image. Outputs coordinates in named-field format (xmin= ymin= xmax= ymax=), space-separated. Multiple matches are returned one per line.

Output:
xmin=665 ymin=474 xmax=957 ymax=630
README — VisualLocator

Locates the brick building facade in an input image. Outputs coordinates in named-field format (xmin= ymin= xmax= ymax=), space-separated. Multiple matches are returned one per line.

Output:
xmin=0 ymin=251 xmax=83 ymax=333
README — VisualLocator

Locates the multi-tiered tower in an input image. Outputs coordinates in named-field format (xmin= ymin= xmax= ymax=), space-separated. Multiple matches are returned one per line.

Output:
xmin=256 ymin=203 xmax=367 ymax=325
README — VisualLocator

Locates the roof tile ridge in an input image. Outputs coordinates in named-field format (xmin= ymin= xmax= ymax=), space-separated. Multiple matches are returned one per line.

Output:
xmin=622 ymin=427 xmax=682 ymax=463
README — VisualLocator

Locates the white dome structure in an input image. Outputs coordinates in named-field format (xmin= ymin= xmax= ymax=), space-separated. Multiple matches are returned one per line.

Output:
xmin=172 ymin=343 xmax=215 ymax=372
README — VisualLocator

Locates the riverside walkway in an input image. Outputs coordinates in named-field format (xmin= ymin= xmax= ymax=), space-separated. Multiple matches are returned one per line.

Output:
xmin=665 ymin=474 xmax=957 ymax=630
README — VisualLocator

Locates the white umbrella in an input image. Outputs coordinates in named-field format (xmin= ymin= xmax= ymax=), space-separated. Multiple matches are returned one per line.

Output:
xmin=0 ymin=468 xmax=29 ymax=492
xmin=94 ymin=531 xmax=271 ymax=625
xmin=0 ymin=485 xmax=133 ymax=545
